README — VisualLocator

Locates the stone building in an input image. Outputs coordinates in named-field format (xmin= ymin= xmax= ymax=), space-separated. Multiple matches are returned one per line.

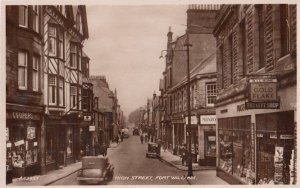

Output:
xmin=6 ymin=5 xmax=45 ymax=178
xmin=213 ymin=4 xmax=296 ymax=184
xmin=159 ymin=4 xmax=219 ymax=166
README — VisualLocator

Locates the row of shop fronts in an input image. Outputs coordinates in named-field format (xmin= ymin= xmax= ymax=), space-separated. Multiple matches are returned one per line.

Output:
xmin=216 ymin=83 xmax=296 ymax=185
xmin=6 ymin=103 xmax=110 ymax=178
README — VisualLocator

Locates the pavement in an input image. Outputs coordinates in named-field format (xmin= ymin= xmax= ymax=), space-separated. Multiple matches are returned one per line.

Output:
xmin=8 ymin=142 xmax=121 ymax=186
xmin=159 ymin=148 xmax=216 ymax=171
xmin=8 ymin=139 xmax=226 ymax=186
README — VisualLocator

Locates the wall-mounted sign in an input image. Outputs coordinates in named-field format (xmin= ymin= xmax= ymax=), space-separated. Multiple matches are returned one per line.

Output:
xmin=249 ymin=78 xmax=277 ymax=101
xmin=84 ymin=116 xmax=92 ymax=121
xmin=185 ymin=116 xmax=197 ymax=125
xmin=89 ymin=126 xmax=95 ymax=131
xmin=200 ymin=115 xmax=216 ymax=125
xmin=27 ymin=127 xmax=36 ymax=139
xmin=257 ymin=133 xmax=263 ymax=138
xmin=245 ymin=102 xmax=280 ymax=109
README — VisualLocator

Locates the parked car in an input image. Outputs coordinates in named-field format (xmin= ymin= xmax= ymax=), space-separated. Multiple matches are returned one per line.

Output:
xmin=121 ymin=128 xmax=129 ymax=138
xmin=133 ymin=128 xmax=139 ymax=135
xmin=146 ymin=142 xmax=161 ymax=158
xmin=77 ymin=156 xmax=114 ymax=185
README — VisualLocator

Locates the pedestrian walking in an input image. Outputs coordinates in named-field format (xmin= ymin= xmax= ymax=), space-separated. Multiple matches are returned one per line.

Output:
xmin=140 ymin=134 xmax=144 ymax=144
xmin=181 ymin=144 xmax=187 ymax=166
xmin=145 ymin=132 xmax=148 ymax=143
xmin=102 ymin=144 xmax=107 ymax=156
xmin=94 ymin=141 xmax=100 ymax=156
xmin=121 ymin=132 xmax=124 ymax=142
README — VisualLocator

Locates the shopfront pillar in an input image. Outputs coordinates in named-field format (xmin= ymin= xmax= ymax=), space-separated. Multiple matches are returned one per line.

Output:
xmin=40 ymin=116 xmax=46 ymax=175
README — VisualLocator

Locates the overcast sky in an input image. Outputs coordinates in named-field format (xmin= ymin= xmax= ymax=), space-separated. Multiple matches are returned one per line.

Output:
xmin=84 ymin=5 xmax=187 ymax=117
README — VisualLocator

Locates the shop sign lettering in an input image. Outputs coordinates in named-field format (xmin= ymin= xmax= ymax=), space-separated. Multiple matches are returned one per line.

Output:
xmin=13 ymin=112 xmax=33 ymax=120
xmin=257 ymin=133 xmax=263 ymax=138
xmin=200 ymin=115 xmax=216 ymax=125
xmin=8 ymin=112 xmax=41 ymax=120
xmin=237 ymin=104 xmax=247 ymax=112
xmin=245 ymin=102 xmax=280 ymax=109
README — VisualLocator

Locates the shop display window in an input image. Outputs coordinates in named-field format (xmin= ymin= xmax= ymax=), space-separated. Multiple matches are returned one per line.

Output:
xmin=6 ymin=123 xmax=39 ymax=172
xmin=218 ymin=116 xmax=252 ymax=183
xmin=67 ymin=128 xmax=73 ymax=157
xmin=256 ymin=111 xmax=295 ymax=185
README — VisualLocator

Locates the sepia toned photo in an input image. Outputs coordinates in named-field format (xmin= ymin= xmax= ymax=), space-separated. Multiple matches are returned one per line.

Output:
xmin=3 ymin=1 xmax=297 ymax=186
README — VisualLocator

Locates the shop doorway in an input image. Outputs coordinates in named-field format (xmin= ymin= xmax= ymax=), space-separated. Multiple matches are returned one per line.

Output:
xmin=204 ymin=131 xmax=216 ymax=166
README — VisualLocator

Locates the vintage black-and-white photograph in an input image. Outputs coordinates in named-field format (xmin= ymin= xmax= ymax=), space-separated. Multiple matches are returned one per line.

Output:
xmin=3 ymin=1 xmax=297 ymax=186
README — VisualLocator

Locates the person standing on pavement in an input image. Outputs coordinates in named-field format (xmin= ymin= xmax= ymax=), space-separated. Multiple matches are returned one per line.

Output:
xmin=140 ymin=133 xmax=144 ymax=144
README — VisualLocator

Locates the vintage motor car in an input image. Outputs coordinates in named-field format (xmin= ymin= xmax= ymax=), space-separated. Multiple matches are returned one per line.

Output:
xmin=77 ymin=156 xmax=114 ymax=184
xmin=146 ymin=142 xmax=161 ymax=158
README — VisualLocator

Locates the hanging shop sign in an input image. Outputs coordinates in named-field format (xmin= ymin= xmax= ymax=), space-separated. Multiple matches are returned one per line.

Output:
xmin=200 ymin=115 xmax=216 ymax=125
xmin=89 ymin=125 xmax=95 ymax=131
xmin=185 ymin=116 xmax=197 ymax=125
xmin=27 ymin=127 xmax=36 ymax=139
xmin=84 ymin=115 xmax=92 ymax=121
xmin=246 ymin=78 xmax=279 ymax=109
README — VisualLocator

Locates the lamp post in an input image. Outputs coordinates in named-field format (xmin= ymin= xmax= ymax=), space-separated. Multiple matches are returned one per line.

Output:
xmin=184 ymin=31 xmax=193 ymax=177
xmin=159 ymin=30 xmax=193 ymax=177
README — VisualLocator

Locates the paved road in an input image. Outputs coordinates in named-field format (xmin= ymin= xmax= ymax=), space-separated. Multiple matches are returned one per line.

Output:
xmin=51 ymin=133 xmax=227 ymax=185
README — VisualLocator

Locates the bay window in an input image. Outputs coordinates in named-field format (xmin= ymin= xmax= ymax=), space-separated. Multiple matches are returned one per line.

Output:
xmin=206 ymin=82 xmax=217 ymax=106
xmin=48 ymin=75 xmax=56 ymax=105
xmin=70 ymin=43 xmax=82 ymax=70
xmin=70 ymin=85 xmax=77 ymax=108
xmin=18 ymin=51 xmax=28 ymax=90
xmin=32 ymin=55 xmax=39 ymax=91
xmin=19 ymin=6 xmax=28 ymax=27
xmin=58 ymin=78 xmax=64 ymax=106
xmin=32 ymin=6 xmax=39 ymax=32
xmin=48 ymin=25 xmax=64 ymax=58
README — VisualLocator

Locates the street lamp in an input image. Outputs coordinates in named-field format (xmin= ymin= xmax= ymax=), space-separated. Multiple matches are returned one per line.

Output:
xmin=159 ymin=30 xmax=193 ymax=177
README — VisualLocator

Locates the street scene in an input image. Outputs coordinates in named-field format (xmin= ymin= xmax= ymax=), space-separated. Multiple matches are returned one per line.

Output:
xmin=4 ymin=2 xmax=297 ymax=186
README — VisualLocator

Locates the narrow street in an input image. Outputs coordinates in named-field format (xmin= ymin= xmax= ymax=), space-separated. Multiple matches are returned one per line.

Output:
xmin=51 ymin=132 xmax=226 ymax=185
